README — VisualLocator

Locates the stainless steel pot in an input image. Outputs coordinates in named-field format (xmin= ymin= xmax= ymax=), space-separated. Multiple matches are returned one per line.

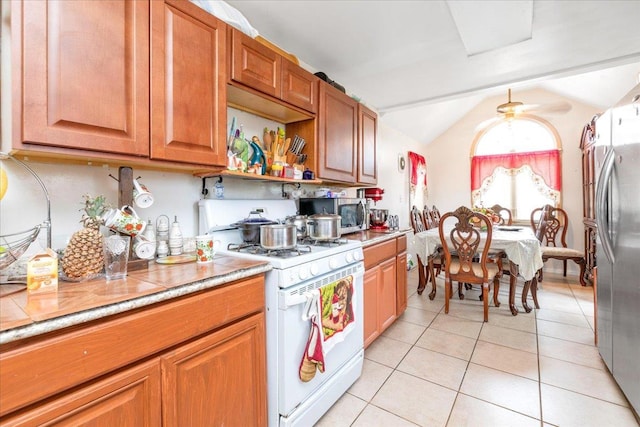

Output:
xmin=232 ymin=211 xmax=277 ymax=244
xmin=285 ymin=215 xmax=308 ymax=240
xmin=260 ymin=224 xmax=297 ymax=250
xmin=307 ymin=213 xmax=341 ymax=240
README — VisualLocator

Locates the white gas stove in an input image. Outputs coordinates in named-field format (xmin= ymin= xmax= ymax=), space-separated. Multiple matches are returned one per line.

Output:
xmin=199 ymin=199 xmax=364 ymax=427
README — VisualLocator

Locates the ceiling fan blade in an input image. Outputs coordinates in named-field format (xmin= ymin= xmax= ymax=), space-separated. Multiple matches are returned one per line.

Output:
xmin=475 ymin=116 xmax=499 ymax=132
xmin=520 ymin=101 xmax=572 ymax=115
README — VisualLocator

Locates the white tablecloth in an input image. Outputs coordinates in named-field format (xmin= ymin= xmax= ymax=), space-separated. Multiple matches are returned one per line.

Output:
xmin=414 ymin=225 xmax=543 ymax=281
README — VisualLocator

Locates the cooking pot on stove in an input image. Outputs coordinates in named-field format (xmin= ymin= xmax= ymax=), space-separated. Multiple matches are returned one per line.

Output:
xmin=260 ymin=224 xmax=297 ymax=250
xmin=285 ymin=214 xmax=308 ymax=240
xmin=307 ymin=213 xmax=341 ymax=240
xmin=232 ymin=211 xmax=277 ymax=244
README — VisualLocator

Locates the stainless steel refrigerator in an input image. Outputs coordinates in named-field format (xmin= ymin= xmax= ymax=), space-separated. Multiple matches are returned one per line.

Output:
xmin=595 ymin=83 xmax=640 ymax=414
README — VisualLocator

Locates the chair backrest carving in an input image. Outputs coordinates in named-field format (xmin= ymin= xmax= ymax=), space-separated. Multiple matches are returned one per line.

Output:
xmin=438 ymin=206 xmax=493 ymax=283
xmin=410 ymin=205 xmax=427 ymax=233
xmin=489 ymin=204 xmax=513 ymax=225
xmin=422 ymin=205 xmax=435 ymax=229
xmin=531 ymin=204 xmax=568 ymax=247
xmin=430 ymin=205 xmax=441 ymax=226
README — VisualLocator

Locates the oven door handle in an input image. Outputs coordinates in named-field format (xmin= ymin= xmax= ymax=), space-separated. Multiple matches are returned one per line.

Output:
xmin=301 ymin=292 xmax=319 ymax=321
xmin=282 ymin=291 xmax=319 ymax=318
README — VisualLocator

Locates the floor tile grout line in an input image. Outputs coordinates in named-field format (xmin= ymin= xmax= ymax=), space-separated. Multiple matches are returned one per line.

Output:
xmin=443 ymin=315 xmax=484 ymax=426
xmin=357 ymin=272 xmax=608 ymax=426
xmin=535 ymin=299 xmax=545 ymax=426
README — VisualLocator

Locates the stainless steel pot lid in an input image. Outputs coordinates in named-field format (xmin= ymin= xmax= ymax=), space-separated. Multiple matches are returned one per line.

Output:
xmin=308 ymin=213 xmax=340 ymax=220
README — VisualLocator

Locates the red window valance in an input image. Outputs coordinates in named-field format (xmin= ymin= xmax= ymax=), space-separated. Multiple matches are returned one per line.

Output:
xmin=471 ymin=149 xmax=561 ymax=191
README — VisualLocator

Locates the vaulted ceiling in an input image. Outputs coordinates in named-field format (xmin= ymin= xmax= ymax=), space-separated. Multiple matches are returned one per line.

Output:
xmin=224 ymin=0 xmax=640 ymax=143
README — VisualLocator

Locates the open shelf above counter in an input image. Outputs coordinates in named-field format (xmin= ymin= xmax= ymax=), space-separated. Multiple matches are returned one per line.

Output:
xmin=193 ymin=169 xmax=323 ymax=185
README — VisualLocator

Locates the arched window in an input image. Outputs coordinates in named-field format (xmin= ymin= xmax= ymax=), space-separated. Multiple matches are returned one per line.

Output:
xmin=470 ymin=117 xmax=562 ymax=221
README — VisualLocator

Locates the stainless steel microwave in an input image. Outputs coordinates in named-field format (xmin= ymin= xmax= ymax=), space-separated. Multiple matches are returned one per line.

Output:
xmin=298 ymin=198 xmax=369 ymax=234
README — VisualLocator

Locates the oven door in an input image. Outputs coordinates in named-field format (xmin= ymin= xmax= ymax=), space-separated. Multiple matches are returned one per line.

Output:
xmin=276 ymin=262 xmax=364 ymax=418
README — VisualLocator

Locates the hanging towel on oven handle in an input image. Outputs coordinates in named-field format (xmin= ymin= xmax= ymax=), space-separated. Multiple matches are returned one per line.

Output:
xmin=318 ymin=274 xmax=356 ymax=355
xmin=299 ymin=291 xmax=324 ymax=382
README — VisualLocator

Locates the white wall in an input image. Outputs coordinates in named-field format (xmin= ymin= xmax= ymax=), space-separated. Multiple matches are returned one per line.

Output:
xmin=0 ymin=111 xmax=426 ymax=245
xmin=424 ymin=88 xmax=601 ymax=274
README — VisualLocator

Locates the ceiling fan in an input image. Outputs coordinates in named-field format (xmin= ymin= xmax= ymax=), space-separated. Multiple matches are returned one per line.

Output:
xmin=476 ymin=88 xmax=572 ymax=131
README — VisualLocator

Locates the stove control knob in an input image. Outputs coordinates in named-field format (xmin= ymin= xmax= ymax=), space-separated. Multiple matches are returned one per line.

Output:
xmin=299 ymin=266 xmax=310 ymax=280
xmin=353 ymin=250 xmax=363 ymax=261
xmin=329 ymin=258 xmax=339 ymax=269
xmin=310 ymin=263 xmax=319 ymax=276
xmin=346 ymin=252 xmax=354 ymax=263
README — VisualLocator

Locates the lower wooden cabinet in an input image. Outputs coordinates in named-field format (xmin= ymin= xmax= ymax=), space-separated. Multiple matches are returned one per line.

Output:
xmin=396 ymin=252 xmax=408 ymax=315
xmin=363 ymin=234 xmax=408 ymax=348
xmin=363 ymin=267 xmax=381 ymax=349
xmin=162 ymin=313 xmax=266 ymax=426
xmin=0 ymin=360 xmax=161 ymax=426
xmin=0 ymin=276 xmax=267 ymax=426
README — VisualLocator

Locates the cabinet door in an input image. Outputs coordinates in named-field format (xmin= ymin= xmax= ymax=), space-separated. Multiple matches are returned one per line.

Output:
xmin=162 ymin=313 xmax=267 ymax=427
xmin=317 ymin=82 xmax=358 ymax=183
xmin=379 ymin=257 xmax=398 ymax=333
xmin=16 ymin=0 xmax=149 ymax=156
xmin=363 ymin=267 xmax=380 ymax=348
xmin=150 ymin=0 xmax=227 ymax=166
xmin=0 ymin=360 xmax=161 ymax=426
xmin=281 ymin=59 xmax=318 ymax=113
xmin=230 ymin=28 xmax=281 ymax=98
xmin=358 ymin=104 xmax=378 ymax=185
xmin=396 ymin=252 xmax=408 ymax=315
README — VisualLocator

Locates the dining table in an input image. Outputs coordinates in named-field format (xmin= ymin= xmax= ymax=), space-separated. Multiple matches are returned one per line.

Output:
xmin=414 ymin=224 xmax=544 ymax=315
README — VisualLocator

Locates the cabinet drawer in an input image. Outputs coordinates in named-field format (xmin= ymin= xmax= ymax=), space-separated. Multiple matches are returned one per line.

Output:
xmin=0 ymin=276 xmax=265 ymax=416
xmin=363 ymin=239 xmax=396 ymax=269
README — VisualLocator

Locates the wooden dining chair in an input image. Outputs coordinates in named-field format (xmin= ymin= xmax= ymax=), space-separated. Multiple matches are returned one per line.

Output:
xmin=430 ymin=205 xmax=441 ymax=227
xmin=422 ymin=205 xmax=436 ymax=230
xmin=410 ymin=206 xmax=429 ymax=293
xmin=489 ymin=204 xmax=513 ymax=225
xmin=531 ymin=204 xmax=587 ymax=286
xmin=439 ymin=206 xmax=501 ymax=322
xmin=410 ymin=206 xmax=441 ymax=299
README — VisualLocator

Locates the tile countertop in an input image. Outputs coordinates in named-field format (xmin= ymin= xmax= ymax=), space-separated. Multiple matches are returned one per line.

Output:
xmin=344 ymin=228 xmax=412 ymax=247
xmin=0 ymin=255 xmax=272 ymax=345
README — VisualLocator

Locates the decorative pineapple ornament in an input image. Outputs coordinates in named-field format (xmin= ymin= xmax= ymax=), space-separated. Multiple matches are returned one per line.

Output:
xmin=62 ymin=194 xmax=109 ymax=279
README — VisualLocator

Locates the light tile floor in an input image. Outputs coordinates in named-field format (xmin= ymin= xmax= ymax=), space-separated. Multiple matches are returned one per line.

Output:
xmin=316 ymin=268 xmax=639 ymax=426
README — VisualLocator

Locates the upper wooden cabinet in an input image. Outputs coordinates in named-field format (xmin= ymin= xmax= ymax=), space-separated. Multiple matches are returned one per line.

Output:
xmin=358 ymin=104 xmax=378 ymax=185
xmin=315 ymin=81 xmax=378 ymax=185
xmin=281 ymin=59 xmax=318 ymax=114
xmin=150 ymin=0 xmax=227 ymax=166
xmin=317 ymin=81 xmax=358 ymax=183
xmin=230 ymin=28 xmax=281 ymax=98
xmin=10 ymin=0 xmax=228 ymax=168
xmin=12 ymin=0 xmax=150 ymax=156
xmin=229 ymin=28 xmax=318 ymax=114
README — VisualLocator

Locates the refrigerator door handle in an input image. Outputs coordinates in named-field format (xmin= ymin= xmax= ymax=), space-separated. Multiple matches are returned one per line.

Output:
xmin=595 ymin=147 xmax=616 ymax=264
